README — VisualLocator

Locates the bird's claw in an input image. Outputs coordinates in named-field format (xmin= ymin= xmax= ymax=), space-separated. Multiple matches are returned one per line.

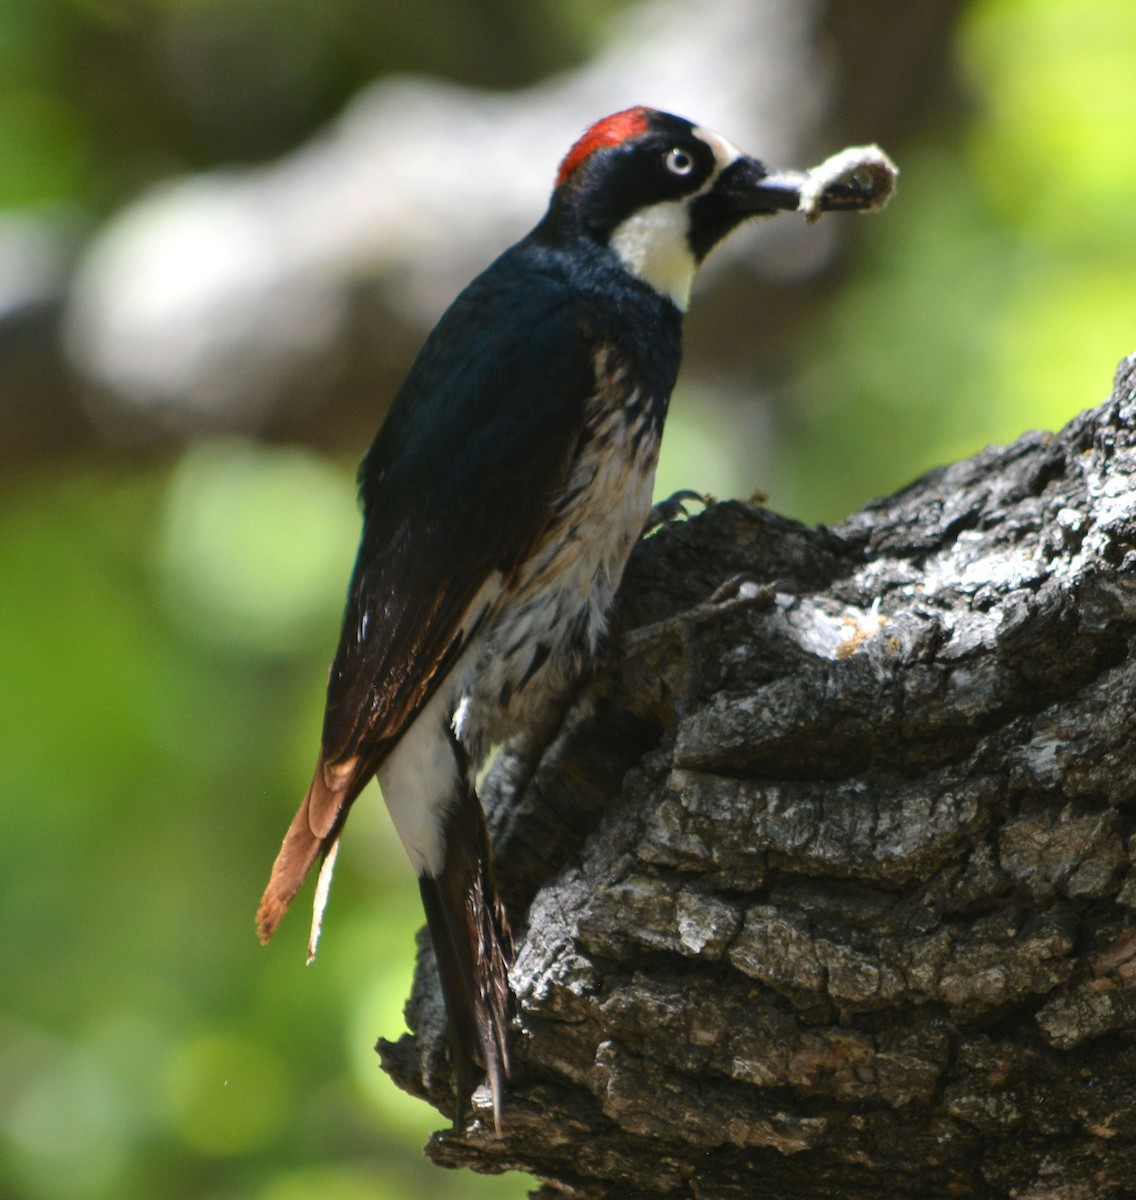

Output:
xmin=644 ymin=489 xmax=708 ymax=534
xmin=706 ymin=573 xmax=796 ymax=608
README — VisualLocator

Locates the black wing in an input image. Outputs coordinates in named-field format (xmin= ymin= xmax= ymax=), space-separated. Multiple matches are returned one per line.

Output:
xmin=257 ymin=261 xmax=602 ymax=938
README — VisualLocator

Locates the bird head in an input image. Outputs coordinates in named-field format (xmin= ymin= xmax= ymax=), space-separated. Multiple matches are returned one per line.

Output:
xmin=544 ymin=106 xmax=875 ymax=311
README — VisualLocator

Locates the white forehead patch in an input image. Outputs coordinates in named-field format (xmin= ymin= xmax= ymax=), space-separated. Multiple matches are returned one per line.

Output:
xmin=607 ymin=126 xmax=742 ymax=310
xmin=692 ymin=126 xmax=743 ymax=175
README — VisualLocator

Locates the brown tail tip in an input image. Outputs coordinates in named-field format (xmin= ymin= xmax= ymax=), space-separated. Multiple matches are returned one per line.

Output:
xmin=255 ymin=897 xmax=284 ymax=945
xmin=256 ymin=791 xmax=328 ymax=947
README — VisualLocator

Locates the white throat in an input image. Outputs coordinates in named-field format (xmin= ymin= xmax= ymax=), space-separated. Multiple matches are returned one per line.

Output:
xmin=608 ymin=200 xmax=696 ymax=310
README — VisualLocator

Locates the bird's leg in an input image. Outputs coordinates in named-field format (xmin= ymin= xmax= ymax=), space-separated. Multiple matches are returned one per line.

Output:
xmin=487 ymin=681 xmax=582 ymax=824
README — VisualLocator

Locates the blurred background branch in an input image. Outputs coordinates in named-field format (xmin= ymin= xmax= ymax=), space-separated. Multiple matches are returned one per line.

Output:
xmin=2 ymin=2 xmax=1135 ymax=1199
xmin=5 ymin=0 xmax=963 ymax=470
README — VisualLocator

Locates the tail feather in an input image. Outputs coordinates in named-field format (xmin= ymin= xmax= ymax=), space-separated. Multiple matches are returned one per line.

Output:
xmin=256 ymin=763 xmax=354 ymax=946
xmin=259 ymin=748 xmax=514 ymax=1128
xmin=419 ymin=782 xmax=514 ymax=1131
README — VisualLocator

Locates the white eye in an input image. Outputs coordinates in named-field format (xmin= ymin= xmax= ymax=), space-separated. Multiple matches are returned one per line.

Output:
xmin=665 ymin=147 xmax=694 ymax=176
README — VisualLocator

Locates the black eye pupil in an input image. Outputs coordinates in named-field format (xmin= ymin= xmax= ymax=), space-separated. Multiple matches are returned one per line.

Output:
xmin=667 ymin=149 xmax=692 ymax=175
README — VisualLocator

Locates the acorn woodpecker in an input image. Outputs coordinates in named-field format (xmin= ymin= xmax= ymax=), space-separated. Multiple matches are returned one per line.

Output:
xmin=257 ymin=107 xmax=892 ymax=1129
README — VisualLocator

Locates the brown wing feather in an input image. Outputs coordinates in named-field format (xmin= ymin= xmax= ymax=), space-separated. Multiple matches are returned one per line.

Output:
xmin=256 ymin=428 xmax=585 ymax=943
xmin=256 ymin=292 xmax=610 ymax=945
xmin=256 ymin=562 xmax=485 ymax=944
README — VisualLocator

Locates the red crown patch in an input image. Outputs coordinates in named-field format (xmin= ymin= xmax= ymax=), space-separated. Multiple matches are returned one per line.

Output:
xmin=556 ymin=107 xmax=653 ymax=188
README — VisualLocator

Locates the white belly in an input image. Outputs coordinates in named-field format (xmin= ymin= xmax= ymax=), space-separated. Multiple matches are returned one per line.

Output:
xmin=379 ymin=388 xmax=661 ymax=876
xmin=463 ymin=397 xmax=660 ymax=753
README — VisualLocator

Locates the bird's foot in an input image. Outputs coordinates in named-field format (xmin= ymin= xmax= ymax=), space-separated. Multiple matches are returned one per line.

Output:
xmin=643 ymin=489 xmax=709 ymax=535
xmin=706 ymin=572 xmax=793 ymax=608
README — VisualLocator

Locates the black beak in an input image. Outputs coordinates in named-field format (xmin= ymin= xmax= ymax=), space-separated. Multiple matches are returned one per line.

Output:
xmin=690 ymin=149 xmax=897 ymax=261
xmin=722 ymin=155 xmax=894 ymax=217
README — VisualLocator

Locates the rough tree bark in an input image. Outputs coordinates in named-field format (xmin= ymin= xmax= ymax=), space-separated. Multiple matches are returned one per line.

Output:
xmin=380 ymin=354 xmax=1136 ymax=1200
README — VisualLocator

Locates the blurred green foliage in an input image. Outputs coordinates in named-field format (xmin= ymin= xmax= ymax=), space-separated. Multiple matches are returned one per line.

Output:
xmin=0 ymin=0 xmax=618 ymax=209
xmin=771 ymin=0 xmax=1136 ymax=523
xmin=0 ymin=458 xmax=531 ymax=1198
xmin=4 ymin=1 xmax=1136 ymax=1198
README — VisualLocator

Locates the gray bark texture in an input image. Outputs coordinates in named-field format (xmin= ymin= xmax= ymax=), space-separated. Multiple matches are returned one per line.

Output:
xmin=380 ymin=355 xmax=1136 ymax=1200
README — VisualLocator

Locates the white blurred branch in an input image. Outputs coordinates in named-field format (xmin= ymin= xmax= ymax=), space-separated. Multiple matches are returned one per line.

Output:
xmin=64 ymin=0 xmax=838 ymax=434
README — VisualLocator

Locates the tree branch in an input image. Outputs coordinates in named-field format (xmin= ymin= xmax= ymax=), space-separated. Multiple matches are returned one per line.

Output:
xmin=380 ymin=353 xmax=1136 ymax=1200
